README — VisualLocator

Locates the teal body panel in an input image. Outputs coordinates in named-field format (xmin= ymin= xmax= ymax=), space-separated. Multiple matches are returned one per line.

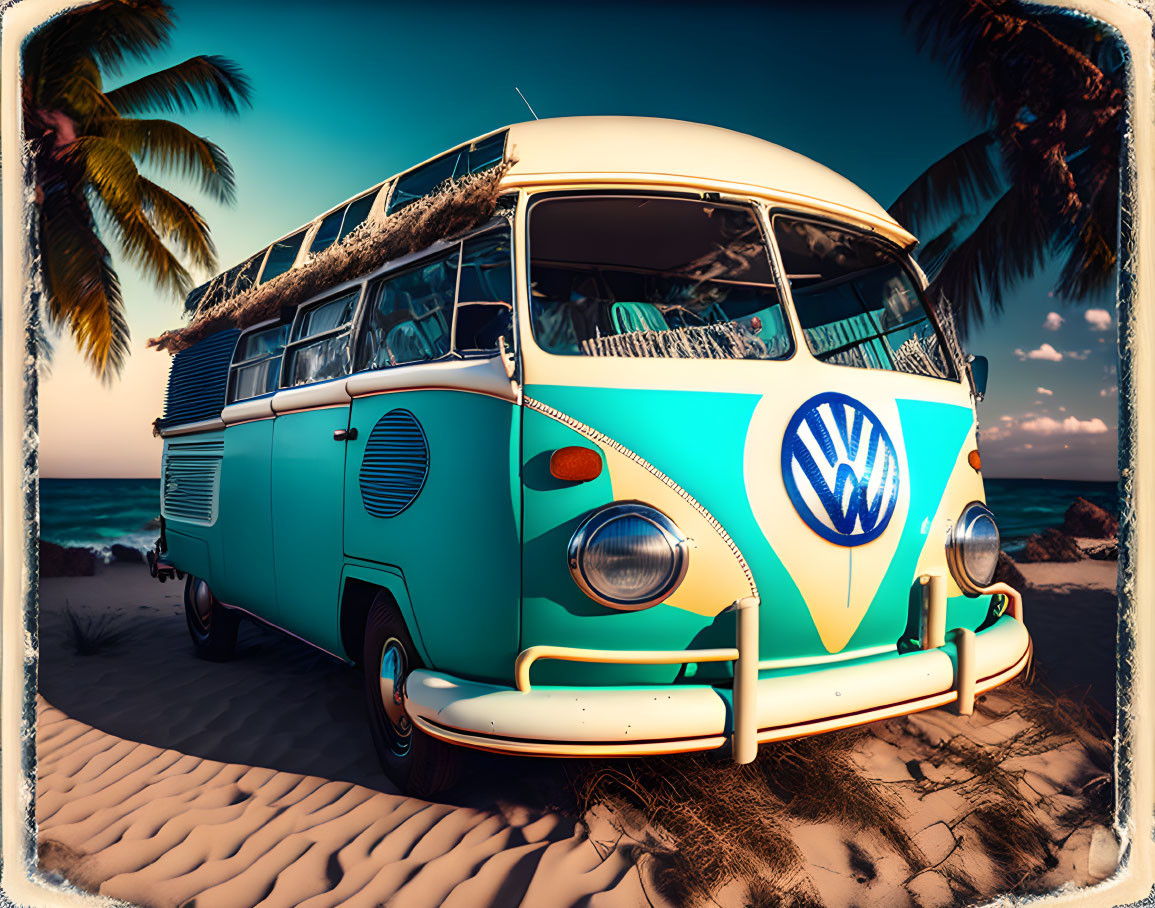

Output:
xmin=520 ymin=407 xmax=739 ymax=686
xmin=271 ymin=405 xmax=351 ymax=655
xmin=343 ymin=389 xmax=520 ymax=683
xmin=166 ymin=528 xmax=213 ymax=580
xmin=341 ymin=560 xmax=431 ymax=664
xmin=162 ymin=429 xmax=227 ymax=587
xmin=214 ymin=419 xmax=277 ymax=614
xmin=523 ymin=384 xmax=991 ymax=678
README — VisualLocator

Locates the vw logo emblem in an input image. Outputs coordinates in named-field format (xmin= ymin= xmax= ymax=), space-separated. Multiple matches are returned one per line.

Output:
xmin=781 ymin=392 xmax=900 ymax=547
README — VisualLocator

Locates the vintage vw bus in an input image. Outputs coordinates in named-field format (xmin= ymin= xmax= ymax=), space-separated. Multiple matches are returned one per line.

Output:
xmin=150 ymin=117 xmax=1028 ymax=794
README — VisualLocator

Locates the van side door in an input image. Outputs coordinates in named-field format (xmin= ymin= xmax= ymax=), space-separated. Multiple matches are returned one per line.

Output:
xmin=269 ymin=289 xmax=360 ymax=656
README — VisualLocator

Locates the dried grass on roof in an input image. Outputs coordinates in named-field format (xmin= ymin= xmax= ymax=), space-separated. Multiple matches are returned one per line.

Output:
xmin=149 ymin=162 xmax=512 ymax=353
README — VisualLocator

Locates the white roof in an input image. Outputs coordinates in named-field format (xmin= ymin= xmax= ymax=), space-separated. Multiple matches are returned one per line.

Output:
xmin=498 ymin=116 xmax=912 ymax=244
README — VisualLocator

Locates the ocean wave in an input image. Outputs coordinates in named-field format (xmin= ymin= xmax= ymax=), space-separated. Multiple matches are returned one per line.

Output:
xmin=41 ymin=531 xmax=158 ymax=561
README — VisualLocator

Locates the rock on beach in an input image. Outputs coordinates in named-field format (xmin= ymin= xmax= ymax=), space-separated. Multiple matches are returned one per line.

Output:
xmin=1061 ymin=497 xmax=1118 ymax=539
xmin=38 ymin=541 xmax=97 ymax=577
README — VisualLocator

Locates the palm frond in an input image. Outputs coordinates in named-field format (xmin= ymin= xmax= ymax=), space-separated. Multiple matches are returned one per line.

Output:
xmin=930 ymin=182 xmax=1051 ymax=335
xmin=905 ymin=0 xmax=1023 ymax=116
xmin=138 ymin=177 xmax=217 ymax=273
xmin=888 ymin=131 xmax=1001 ymax=231
xmin=71 ymin=135 xmax=193 ymax=296
xmin=53 ymin=0 xmax=173 ymax=76
xmin=105 ymin=55 xmax=252 ymax=117
xmin=94 ymin=117 xmax=237 ymax=204
xmin=1054 ymin=164 xmax=1119 ymax=300
xmin=90 ymin=190 xmax=194 ymax=298
xmin=913 ymin=212 xmax=972 ymax=282
xmin=38 ymin=185 xmax=129 ymax=379
xmin=907 ymin=0 xmax=1120 ymax=132
xmin=66 ymin=134 xmax=143 ymax=214
xmin=903 ymin=0 xmax=1125 ymax=320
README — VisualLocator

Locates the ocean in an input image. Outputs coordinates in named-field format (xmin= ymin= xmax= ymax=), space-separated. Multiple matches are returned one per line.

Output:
xmin=40 ymin=478 xmax=161 ymax=558
xmin=984 ymin=477 xmax=1118 ymax=554
xmin=39 ymin=476 xmax=1117 ymax=559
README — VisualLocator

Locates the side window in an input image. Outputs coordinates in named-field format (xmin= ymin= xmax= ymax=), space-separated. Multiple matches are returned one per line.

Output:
xmin=283 ymin=288 xmax=360 ymax=386
xmin=455 ymin=230 xmax=513 ymax=354
xmin=386 ymin=132 xmax=506 ymax=214
xmin=356 ymin=251 xmax=457 ymax=370
xmin=308 ymin=189 xmax=380 ymax=256
xmin=338 ymin=191 xmax=376 ymax=243
xmin=259 ymin=229 xmax=306 ymax=284
xmin=229 ymin=254 xmax=262 ymax=296
xmin=228 ymin=323 xmax=289 ymax=403
xmin=189 ymin=253 xmax=262 ymax=315
xmin=309 ymin=208 xmax=344 ymax=254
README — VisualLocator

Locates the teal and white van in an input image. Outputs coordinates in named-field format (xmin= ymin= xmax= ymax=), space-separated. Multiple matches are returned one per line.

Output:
xmin=150 ymin=117 xmax=1029 ymax=794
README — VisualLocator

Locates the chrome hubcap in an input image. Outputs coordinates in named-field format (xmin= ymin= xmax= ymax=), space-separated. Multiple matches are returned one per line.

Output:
xmin=378 ymin=638 xmax=412 ymax=756
xmin=193 ymin=579 xmax=213 ymax=630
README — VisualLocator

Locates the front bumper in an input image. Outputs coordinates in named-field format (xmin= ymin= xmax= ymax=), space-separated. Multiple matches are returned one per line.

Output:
xmin=405 ymin=590 xmax=1031 ymax=759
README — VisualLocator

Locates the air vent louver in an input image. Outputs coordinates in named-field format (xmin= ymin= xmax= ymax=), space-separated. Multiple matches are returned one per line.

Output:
xmin=359 ymin=409 xmax=429 ymax=518
xmin=160 ymin=329 xmax=240 ymax=428
xmin=162 ymin=440 xmax=224 ymax=524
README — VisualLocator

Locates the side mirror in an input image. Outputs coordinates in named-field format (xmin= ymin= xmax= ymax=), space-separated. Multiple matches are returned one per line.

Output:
xmin=968 ymin=354 xmax=989 ymax=401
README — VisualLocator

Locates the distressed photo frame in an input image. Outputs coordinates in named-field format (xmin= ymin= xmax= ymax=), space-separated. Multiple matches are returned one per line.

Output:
xmin=1 ymin=0 xmax=1153 ymax=905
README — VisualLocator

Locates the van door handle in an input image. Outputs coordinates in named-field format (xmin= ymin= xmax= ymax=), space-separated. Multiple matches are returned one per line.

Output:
xmin=334 ymin=428 xmax=358 ymax=441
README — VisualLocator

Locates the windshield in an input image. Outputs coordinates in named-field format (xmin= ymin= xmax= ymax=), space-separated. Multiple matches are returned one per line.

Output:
xmin=772 ymin=215 xmax=957 ymax=381
xmin=528 ymin=195 xmax=793 ymax=360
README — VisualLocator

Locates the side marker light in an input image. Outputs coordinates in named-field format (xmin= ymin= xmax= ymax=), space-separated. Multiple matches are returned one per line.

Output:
xmin=550 ymin=446 xmax=603 ymax=482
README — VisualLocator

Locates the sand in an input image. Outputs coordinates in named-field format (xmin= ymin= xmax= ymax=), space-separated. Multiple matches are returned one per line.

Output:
xmin=35 ymin=563 xmax=1120 ymax=907
xmin=36 ymin=700 xmax=651 ymax=908
xmin=1018 ymin=556 xmax=1117 ymax=594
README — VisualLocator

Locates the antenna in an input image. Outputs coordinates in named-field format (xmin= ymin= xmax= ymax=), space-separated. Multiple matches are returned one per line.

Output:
xmin=514 ymin=86 xmax=540 ymax=121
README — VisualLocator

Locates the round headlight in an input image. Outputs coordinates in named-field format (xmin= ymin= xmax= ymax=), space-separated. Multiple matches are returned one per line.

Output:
xmin=567 ymin=502 xmax=690 ymax=610
xmin=946 ymin=502 xmax=1001 ymax=595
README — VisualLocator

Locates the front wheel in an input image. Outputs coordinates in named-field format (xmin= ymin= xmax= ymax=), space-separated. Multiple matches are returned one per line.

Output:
xmin=363 ymin=592 xmax=459 ymax=797
xmin=184 ymin=574 xmax=239 ymax=661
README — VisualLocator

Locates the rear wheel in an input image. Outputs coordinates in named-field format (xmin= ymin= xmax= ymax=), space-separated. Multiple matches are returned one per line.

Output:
xmin=363 ymin=592 xmax=459 ymax=797
xmin=184 ymin=574 xmax=239 ymax=661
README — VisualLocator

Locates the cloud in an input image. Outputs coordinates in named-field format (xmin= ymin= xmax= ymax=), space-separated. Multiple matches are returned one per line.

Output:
xmin=1036 ymin=387 xmax=1053 ymax=396
xmin=1019 ymin=416 xmax=1109 ymax=436
xmin=1064 ymin=349 xmax=1092 ymax=361
xmin=1085 ymin=309 xmax=1112 ymax=331
xmin=1043 ymin=312 xmax=1065 ymax=330
xmin=1014 ymin=343 xmax=1063 ymax=362
xmin=1100 ymin=385 xmax=1118 ymax=397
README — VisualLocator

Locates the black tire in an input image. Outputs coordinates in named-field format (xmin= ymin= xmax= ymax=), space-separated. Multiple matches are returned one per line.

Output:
xmin=363 ymin=591 xmax=459 ymax=797
xmin=184 ymin=574 xmax=239 ymax=661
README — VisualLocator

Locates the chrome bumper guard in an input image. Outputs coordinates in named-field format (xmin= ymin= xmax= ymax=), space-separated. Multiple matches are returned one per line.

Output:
xmin=404 ymin=578 xmax=1027 ymax=761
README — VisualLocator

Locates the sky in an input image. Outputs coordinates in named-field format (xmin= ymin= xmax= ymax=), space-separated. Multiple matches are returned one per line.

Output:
xmin=35 ymin=0 xmax=1120 ymax=480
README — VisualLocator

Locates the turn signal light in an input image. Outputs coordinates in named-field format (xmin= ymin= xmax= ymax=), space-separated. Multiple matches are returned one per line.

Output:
xmin=968 ymin=449 xmax=982 ymax=471
xmin=550 ymin=446 xmax=603 ymax=482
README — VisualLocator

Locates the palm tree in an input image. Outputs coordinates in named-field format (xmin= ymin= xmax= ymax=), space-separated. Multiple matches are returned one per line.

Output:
xmin=893 ymin=0 xmax=1125 ymax=336
xmin=22 ymin=0 xmax=251 ymax=380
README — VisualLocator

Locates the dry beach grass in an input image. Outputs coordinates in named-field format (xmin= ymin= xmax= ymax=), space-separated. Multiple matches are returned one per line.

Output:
xmin=35 ymin=564 xmax=1119 ymax=907
xmin=569 ymin=683 xmax=1114 ymax=907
